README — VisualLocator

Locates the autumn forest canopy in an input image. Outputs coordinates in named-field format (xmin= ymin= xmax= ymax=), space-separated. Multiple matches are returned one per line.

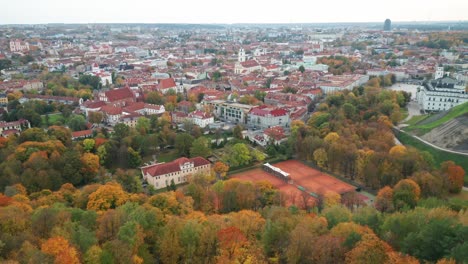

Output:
xmin=0 ymin=79 xmax=467 ymax=264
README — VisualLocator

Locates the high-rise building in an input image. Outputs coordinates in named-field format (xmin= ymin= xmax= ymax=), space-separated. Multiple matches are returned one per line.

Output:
xmin=384 ymin=19 xmax=391 ymax=31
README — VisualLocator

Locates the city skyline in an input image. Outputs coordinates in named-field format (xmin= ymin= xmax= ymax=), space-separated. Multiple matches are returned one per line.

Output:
xmin=2 ymin=0 xmax=468 ymax=25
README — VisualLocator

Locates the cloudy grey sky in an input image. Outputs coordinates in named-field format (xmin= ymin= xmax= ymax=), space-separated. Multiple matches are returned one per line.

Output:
xmin=2 ymin=0 xmax=467 ymax=24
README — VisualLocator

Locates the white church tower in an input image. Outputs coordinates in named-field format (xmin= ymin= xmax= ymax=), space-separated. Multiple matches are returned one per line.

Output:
xmin=238 ymin=47 xmax=246 ymax=62
xmin=435 ymin=67 xmax=444 ymax=79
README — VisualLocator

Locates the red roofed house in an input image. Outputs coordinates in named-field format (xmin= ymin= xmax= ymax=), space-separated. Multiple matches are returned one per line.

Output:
xmin=264 ymin=126 xmax=288 ymax=145
xmin=100 ymin=105 xmax=123 ymax=125
xmin=158 ymin=78 xmax=183 ymax=94
xmin=247 ymin=105 xmax=290 ymax=129
xmin=188 ymin=110 xmax=214 ymax=128
xmin=235 ymin=59 xmax=262 ymax=74
xmin=71 ymin=129 xmax=93 ymax=140
xmin=0 ymin=119 xmax=30 ymax=137
xmin=98 ymin=86 xmax=136 ymax=107
xmin=140 ymin=157 xmax=211 ymax=189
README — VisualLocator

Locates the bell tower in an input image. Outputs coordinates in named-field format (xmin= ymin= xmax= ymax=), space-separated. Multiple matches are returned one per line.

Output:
xmin=238 ymin=47 xmax=246 ymax=62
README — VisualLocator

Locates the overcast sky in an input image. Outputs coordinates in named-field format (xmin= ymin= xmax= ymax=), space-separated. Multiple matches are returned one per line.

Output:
xmin=2 ymin=0 xmax=467 ymax=24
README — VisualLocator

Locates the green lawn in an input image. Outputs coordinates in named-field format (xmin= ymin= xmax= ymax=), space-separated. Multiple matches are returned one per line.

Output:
xmin=155 ymin=150 xmax=180 ymax=162
xmin=396 ymin=131 xmax=468 ymax=184
xmin=407 ymin=102 xmax=468 ymax=132
xmin=404 ymin=114 xmax=430 ymax=126
xmin=41 ymin=113 xmax=65 ymax=127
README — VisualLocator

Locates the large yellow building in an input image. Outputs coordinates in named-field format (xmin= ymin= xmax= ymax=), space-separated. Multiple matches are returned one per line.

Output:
xmin=140 ymin=157 xmax=211 ymax=190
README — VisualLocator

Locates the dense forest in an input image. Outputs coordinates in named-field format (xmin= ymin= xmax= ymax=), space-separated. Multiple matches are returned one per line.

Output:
xmin=0 ymin=77 xmax=467 ymax=263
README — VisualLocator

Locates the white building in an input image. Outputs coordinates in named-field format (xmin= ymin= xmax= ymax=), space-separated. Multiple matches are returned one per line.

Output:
xmin=10 ymin=39 xmax=30 ymax=53
xmin=206 ymin=100 xmax=254 ymax=124
xmin=319 ymin=75 xmax=369 ymax=94
xmin=188 ymin=110 xmax=214 ymax=128
xmin=247 ymin=106 xmax=291 ymax=129
xmin=140 ymin=157 xmax=211 ymax=190
xmin=416 ymin=68 xmax=468 ymax=112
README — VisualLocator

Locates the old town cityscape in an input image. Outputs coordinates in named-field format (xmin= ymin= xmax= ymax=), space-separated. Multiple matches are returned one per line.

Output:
xmin=0 ymin=8 xmax=467 ymax=264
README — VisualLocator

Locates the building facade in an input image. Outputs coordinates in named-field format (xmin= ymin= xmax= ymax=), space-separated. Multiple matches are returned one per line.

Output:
xmin=247 ymin=106 xmax=290 ymax=129
xmin=140 ymin=157 xmax=211 ymax=190
xmin=416 ymin=68 xmax=468 ymax=112
xmin=206 ymin=100 xmax=254 ymax=124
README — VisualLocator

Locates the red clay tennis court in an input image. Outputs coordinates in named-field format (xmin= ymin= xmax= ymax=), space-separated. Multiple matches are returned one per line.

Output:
xmin=273 ymin=160 xmax=356 ymax=195
xmin=231 ymin=160 xmax=355 ymax=197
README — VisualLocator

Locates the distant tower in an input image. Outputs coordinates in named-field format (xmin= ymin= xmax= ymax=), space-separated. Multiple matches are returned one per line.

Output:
xmin=435 ymin=67 xmax=444 ymax=79
xmin=384 ymin=19 xmax=391 ymax=31
xmin=238 ymin=47 xmax=246 ymax=62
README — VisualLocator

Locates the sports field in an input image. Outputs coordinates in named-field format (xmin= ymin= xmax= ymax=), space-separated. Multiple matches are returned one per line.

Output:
xmin=231 ymin=160 xmax=356 ymax=208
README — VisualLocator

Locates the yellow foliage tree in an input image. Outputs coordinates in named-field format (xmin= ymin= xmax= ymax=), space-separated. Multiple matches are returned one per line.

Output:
xmin=323 ymin=191 xmax=341 ymax=208
xmin=87 ymin=182 xmax=128 ymax=211
xmin=324 ymin=132 xmax=340 ymax=144
xmin=389 ymin=145 xmax=407 ymax=157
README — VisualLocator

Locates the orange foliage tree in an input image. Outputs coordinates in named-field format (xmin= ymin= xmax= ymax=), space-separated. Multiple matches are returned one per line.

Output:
xmin=374 ymin=186 xmax=394 ymax=213
xmin=217 ymin=226 xmax=248 ymax=260
xmin=41 ymin=236 xmax=80 ymax=264
xmin=444 ymin=163 xmax=465 ymax=193
xmin=213 ymin=161 xmax=229 ymax=179
xmin=345 ymin=234 xmax=391 ymax=264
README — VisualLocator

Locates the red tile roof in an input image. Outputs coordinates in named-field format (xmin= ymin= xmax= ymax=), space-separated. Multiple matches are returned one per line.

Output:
xmin=158 ymin=78 xmax=176 ymax=89
xmin=105 ymin=86 xmax=135 ymax=102
xmin=142 ymin=157 xmax=210 ymax=177
xmin=101 ymin=105 xmax=123 ymax=115
xmin=84 ymin=100 xmax=107 ymax=109
xmin=71 ymin=129 xmax=93 ymax=139
xmin=249 ymin=105 xmax=288 ymax=117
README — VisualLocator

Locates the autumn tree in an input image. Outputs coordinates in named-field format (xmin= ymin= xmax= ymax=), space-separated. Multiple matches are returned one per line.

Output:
xmin=87 ymin=182 xmax=129 ymax=211
xmin=441 ymin=161 xmax=465 ymax=193
xmin=41 ymin=236 xmax=80 ymax=264
xmin=80 ymin=152 xmax=100 ymax=182
xmin=217 ymin=226 xmax=248 ymax=261
xmin=374 ymin=186 xmax=394 ymax=213
xmin=393 ymin=179 xmax=421 ymax=209
xmin=82 ymin=139 xmax=95 ymax=152
xmin=345 ymin=234 xmax=390 ymax=264
xmin=213 ymin=161 xmax=229 ymax=180
xmin=88 ymin=111 xmax=103 ymax=124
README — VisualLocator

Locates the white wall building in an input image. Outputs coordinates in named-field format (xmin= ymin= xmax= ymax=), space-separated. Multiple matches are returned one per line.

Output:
xmin=140 ymin=157 xmax=211 ymax=190
xmin=416 ymin=69 xmax=468 ymax=112
xmin=247 ymin=106 xmax=291 ymax=129
xmin=10 ymin=39 xmax=30 ymax=53
xmin=188 ymin=110 xmax=214 ymax=128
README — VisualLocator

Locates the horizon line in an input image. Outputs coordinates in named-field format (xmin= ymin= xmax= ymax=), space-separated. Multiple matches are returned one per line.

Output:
xmin=1 ymin=20 xmax=468 ymax=26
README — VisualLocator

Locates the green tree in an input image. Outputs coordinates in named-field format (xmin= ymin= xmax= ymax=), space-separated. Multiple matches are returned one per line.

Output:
xmin=79 ymin=75 xmax=102 ymax=90
xmin=175 ymin=133 xmax=194 ymax=157
xmin=67 ymin=115 xmax=87 ymax=132
xmin=127 ymin=147 xmax=142 ymax=168
xmin=0 ymin=59 xmax=12 ymax=74
xmin=83 ymin=139 xmax=95 ymax=153
xmin=190 ymin=137 xmax=212 ymax=158
xmin=113 ymin=123 xmax=130 ymax=141
xmin=135 ymin=117 xmax=150 ymax=135
xmin=298 ymin=65 xmax=305 ymax=73
xmin=224 ymin=143 xmax=251 ymax=167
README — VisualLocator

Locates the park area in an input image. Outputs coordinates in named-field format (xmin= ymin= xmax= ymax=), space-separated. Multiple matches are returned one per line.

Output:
xmin=231 ymin=160 xmax=358 ymax=208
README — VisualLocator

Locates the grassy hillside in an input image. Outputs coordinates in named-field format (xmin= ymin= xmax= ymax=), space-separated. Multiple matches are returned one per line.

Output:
xmin=397 ymin=131 xmax=468 ymax=185
xmin=404 ymin=102 xmax=468 ymax=135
